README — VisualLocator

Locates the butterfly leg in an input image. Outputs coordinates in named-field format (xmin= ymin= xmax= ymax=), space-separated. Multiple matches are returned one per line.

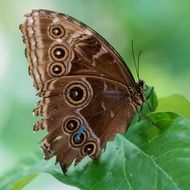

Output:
xmin=145 ymin=86 xmax=155 ymax=112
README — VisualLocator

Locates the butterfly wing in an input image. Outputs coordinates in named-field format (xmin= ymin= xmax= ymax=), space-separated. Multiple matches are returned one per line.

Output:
xmin=34 ymin=75 xmax=136 ymax=171
xmin=20 ymin=9 xmax=136 ymax=90
xmin=20 ymin=9 xmax=139 ymax=171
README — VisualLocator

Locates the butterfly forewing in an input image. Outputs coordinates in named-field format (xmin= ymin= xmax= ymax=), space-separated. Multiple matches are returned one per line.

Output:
xmin=20 ymin=9 xmax=136 ymax=89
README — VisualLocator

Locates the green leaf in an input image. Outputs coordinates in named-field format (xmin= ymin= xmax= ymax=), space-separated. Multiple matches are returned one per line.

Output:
xmin=11 ymin=174 xmax=38 ymax=190
xmin=0 ymin=150 xmax=58 ymax=190
xmin=157 ymin=95 xmax=190 ymax=118
xmin=11 ymin=173 xmax=80 ymax=190
xmin=4 ymin=112 xmax=190 ymax=190
xmin=48 ymin=112 xmax=190 ymax=190
xmin=143 ymin=86 xmax=158 ymax=113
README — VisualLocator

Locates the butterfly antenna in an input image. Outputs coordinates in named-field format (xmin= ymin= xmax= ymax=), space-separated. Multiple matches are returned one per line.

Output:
xmin=137 ymin=49 xmax=143 ymax=81
xmin=131 ymin=40 xmax=139 ymax=81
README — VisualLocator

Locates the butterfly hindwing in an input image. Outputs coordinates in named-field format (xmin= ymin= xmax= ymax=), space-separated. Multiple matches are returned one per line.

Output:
xmin=34 ymin=75 xmax=136 ymax=170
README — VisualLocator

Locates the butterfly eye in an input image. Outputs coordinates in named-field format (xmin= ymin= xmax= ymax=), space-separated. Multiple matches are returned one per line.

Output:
xmin=48 ymin=62 xmax=65 ymax=77
xmin=63 ymin=118 xmax=80 ymax=133
xmin=50 ymin=45 xmax=68 ymax=61
xmin=81 ymin=141 xmax=97 ymax=157
xmin=65 ymin=83 xmax=88 ymax=106
xmin=49 ymin=25 xmax=65 ymax=39
xmin=71 ymin=131 xmax=87 ymax=147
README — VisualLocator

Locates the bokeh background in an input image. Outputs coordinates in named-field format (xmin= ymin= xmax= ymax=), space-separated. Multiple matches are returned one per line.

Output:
xmin=0 ymin=0 xmax=189 ymax=181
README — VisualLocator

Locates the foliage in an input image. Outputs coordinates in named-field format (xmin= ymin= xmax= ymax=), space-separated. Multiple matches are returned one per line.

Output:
xmin=1 ymin=95 xmax=190 ymax=190
xmin=157 ymin=95 xmax=190 ymax=118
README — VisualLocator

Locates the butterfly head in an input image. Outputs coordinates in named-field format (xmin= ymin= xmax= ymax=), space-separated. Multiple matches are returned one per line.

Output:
xmin=133 ymin=80 xmax=146 ymax=106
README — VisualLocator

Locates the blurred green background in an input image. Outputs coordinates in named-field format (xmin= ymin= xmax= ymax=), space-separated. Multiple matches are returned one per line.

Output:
xmin=0 ymin=0 xmax=189 ymax=178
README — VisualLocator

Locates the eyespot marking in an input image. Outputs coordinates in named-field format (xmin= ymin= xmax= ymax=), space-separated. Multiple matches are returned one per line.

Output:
xmin=50 ymin=45 xmax=68 ymax=61
xmin=48 ymin=62 xmax=65 ymax=77
xmin=48 ymin=25 xmax=65 ymax=39
xmin=70 ymin=130 xmax=87 ymax=147
xmin=81 ymin=141 xmax=97 ymax=157
xmin=65 ymin=82 xmax=89 ymax=106
xmin=63 ymin=118 xmax=80 ymax=133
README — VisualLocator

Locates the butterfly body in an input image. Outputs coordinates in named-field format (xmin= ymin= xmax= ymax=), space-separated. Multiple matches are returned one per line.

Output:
xmin=20 ymin=9 xmax=145 ymax=172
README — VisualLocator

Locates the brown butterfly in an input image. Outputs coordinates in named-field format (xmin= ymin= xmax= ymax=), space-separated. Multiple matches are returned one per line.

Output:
xmin=19 ymin=9 xmax=145 ymax=172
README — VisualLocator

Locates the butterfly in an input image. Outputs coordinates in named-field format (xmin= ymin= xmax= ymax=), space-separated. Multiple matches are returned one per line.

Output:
xmin=19 ymin=9 xmax=146 ymax=172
